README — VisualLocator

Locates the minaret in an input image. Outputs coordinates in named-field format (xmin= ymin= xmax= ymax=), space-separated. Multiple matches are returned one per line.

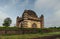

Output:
xmin=40 ymin=14 xmax=44 ymax=28
xmin=16 ymin=16 xmax=20 ymax=27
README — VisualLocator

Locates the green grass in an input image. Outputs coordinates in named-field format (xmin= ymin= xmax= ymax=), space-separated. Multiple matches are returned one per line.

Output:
xmin=0 ymin=32 xmax=60 ymax=39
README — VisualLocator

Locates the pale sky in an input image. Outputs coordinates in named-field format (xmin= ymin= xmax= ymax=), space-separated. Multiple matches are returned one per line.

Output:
xmin=0 ymin=0 xmax=60 ymax=27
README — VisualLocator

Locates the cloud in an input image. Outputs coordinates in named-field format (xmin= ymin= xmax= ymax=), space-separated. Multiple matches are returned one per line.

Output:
xmin=0 ymin=10 xmax=9 ymax=26
xmin=34 ymin=0 xmax=60 ymax=27
xmin=0 ymin=0 xmax=16 ymax=26
xmin=0 ymin=0 xmax=60 ymax=27
xmin=35 ymin=0 xmax=59 ymax=9
xmin=54 ymin=10 xmax=60 ymax=17
xmin=0 ymin=11 xmax=9 ymax=20
xmin=0 ymin=0 xmax=29 ymax=26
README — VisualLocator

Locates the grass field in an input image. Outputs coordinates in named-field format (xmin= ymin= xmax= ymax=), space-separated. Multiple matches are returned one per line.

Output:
xmin=0 ymin=32 xmax=60 ymax=39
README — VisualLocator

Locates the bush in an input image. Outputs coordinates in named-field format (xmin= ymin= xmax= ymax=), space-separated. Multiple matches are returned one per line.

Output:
xmin=0 ymin=27 xmax=60 ymax=34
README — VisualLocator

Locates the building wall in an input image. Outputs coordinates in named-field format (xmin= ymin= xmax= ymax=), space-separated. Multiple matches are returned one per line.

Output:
xmin=21 ymin=20 xmax=41 ymax=28
xmin=28 ymin=20 xmax=41 ymax=28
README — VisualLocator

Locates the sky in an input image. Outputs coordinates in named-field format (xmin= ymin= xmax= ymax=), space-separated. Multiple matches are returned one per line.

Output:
xmin=0 ymin=0 xmax=60 ymax=27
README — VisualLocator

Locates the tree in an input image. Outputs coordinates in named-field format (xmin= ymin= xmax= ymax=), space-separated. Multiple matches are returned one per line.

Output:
xmin=3 ymin=17 xmax=12 ymax=27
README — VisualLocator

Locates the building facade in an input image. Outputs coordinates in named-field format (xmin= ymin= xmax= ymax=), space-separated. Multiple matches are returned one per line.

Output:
xmin=16 ymin=10 xmax=44 ymax=28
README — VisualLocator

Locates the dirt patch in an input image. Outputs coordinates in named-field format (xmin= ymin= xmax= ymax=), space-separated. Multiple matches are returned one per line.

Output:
xmin=32 ymin=35 xmax=60 ymax=39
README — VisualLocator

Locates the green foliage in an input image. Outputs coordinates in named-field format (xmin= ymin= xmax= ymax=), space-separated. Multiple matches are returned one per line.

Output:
xmin=0 ymin=27 xmax=60 ymax=34
xmin=0 ymin=27 xmax=19 ymax=30
xmin=3 ymin=17 xmax=12 ymax=27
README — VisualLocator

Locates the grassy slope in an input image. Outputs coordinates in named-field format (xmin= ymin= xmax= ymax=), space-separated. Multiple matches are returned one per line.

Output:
xmin=0 ymin=32 xmax=60 ymax=39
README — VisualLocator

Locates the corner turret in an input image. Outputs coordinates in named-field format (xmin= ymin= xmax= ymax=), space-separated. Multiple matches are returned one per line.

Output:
xmin=40 ymin=14 xmax=44 ymax=28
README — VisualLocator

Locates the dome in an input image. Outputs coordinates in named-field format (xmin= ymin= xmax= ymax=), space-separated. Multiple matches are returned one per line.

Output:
xmin=22 ymin=10 xmax=38 ymax=18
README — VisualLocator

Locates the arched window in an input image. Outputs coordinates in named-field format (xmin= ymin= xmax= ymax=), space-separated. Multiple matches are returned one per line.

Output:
xmin=32 ymin=23 xmax=37 ymax=28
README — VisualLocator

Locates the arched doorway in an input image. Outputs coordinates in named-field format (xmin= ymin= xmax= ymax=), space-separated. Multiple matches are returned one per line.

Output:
xmin=32 ymin=23 xmax=37 ymax=28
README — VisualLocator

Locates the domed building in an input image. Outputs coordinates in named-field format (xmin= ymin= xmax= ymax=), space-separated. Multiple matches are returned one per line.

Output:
xmin=16 ymin=10 xmax=44 ymax=28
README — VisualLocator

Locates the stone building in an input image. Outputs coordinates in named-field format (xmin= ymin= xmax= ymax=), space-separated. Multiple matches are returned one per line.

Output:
xmin=16 ymin=10 xmax=44 ymax=28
